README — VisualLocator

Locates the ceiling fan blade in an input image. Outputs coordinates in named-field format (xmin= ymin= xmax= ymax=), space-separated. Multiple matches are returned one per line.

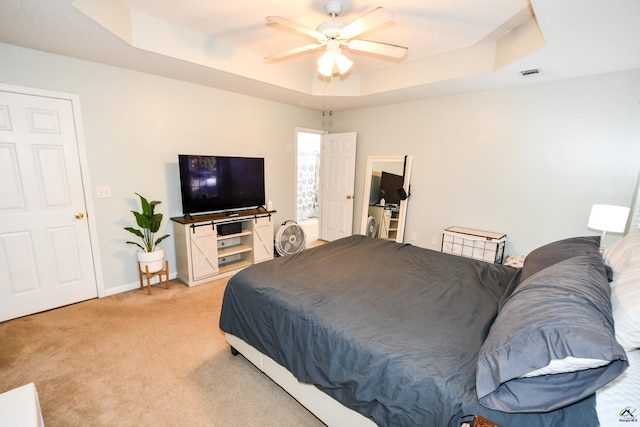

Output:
xmin=341 ymin=7 xmax=395 ymax=40
xmin=264 ymin=43 xmax=325 ymax=61
xmin=266 ymin=16 xmax=327 ymax=42
xmin=344 ymin=39 xmax=408 ymax=58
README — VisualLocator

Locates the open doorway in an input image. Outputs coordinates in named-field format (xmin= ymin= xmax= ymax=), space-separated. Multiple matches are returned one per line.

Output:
xmin=296 ymin=129 xmax=323 ymax=245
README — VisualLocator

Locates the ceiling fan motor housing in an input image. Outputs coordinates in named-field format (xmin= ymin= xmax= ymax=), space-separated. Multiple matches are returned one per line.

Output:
xmin=324 ymin=1 xmax=343 ymax=17
xmin=317 ymin=21 xmax=346 ymax=37
xmin=318 ymin=1 xmax=346 ymax=37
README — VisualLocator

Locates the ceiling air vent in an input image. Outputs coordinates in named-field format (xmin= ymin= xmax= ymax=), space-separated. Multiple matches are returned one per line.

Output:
xmin=520 ymin=68 xmax=541 ymax=77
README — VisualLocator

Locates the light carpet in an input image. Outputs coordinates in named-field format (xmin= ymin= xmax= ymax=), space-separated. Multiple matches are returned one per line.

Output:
xmin=0 ymin=278 xmax=324 ymax=426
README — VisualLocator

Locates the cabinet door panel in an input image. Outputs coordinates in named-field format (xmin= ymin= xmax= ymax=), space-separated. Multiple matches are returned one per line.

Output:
xmin=253 ymin=216 xmax=274 ymax=263
xmin=190 ymin=226 xmax=218 ymax=280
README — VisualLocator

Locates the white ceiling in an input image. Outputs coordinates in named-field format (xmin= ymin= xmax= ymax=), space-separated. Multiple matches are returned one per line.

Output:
xmin=1 ymin=0 xmax=639 ymax=112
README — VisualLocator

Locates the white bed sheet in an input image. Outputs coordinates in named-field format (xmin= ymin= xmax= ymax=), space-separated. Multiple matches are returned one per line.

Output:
xmin=596 ymin=348 xmax=640 ymax=426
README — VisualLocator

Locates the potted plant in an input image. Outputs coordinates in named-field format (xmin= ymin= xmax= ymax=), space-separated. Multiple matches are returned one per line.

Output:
xmin=124 ymin=192 xmax=170 ymax=273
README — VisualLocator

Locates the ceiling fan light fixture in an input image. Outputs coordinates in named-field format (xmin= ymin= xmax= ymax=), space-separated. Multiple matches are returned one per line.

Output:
xmin=317 ymin=51 xmax=336 ymax=76
xmin=335 ymin=52 xmax=353 ymax=74
xmin=317 ymin=48 xmax=352 ymax=76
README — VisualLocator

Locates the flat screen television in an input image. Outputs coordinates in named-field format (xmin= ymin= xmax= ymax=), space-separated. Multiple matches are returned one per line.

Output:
xmin=379 ymin=171 xmax=404 ymax=205
xmin=178 ymin=154 xmax=265 ymax=215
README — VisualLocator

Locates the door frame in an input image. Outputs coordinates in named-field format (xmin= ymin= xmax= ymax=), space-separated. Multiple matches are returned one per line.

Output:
xmin=0 ymin=82 xmax=105 ymax=297
xmin=295 ymin=127 xmax=327 ymax=239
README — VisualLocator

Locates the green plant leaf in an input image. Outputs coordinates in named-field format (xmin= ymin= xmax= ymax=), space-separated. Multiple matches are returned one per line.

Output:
xmin=125 ymin=193 xmax=170 ymax=252
xmin=124 ymin=227 xmax=144 ymax=239
xmin=132 ymin=211 xmax=149 ymax=229
xmin=154 ymin=234 xmax=171 ymax=247
xmin=148 ymin=213 xmax=163 ymax=233
xmin=125 ymin=241 xmax=145 ymax=251
xmin=136 ymin=193 xmax=152 ymax=217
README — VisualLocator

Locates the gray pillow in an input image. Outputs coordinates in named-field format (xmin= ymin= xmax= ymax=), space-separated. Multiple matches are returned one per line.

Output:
xmin=518 ymin=236 xmax=601 ymax=284
xmin=476 ymin=253 xmax=628 ymax=413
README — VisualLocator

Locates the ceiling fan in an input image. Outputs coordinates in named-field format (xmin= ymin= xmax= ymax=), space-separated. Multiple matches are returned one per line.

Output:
xmin=265 ymin=1 xmax=408 ymax=76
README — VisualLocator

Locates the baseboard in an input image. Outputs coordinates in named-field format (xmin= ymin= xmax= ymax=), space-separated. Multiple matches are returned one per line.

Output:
xmin=101 ymin=272 xmax=178 ymax=297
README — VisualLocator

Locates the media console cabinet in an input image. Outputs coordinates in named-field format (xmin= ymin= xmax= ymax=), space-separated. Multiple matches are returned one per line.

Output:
xmin=171 ymin=209 xmax=275 ymax=287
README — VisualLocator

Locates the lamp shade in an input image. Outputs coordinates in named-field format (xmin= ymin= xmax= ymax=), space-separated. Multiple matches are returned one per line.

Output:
xmin=587 ymin=204 xmax=630 ymax=233
xmin=317 ymin=51 xmax=335 ymax=77
xmin=334 ymin=53 xmax=353 ymax=74
xmin=317 ymin=49 xmax=353 ymax=77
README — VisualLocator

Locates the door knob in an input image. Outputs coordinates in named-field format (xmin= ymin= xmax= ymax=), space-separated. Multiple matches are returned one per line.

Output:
xmin=346 ymin=195 xmax=353 ymax=200
xmin=75 ymin=212 xmax=85 ymax=219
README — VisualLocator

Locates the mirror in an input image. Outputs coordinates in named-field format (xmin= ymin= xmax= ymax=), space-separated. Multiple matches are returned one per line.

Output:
xmin=360 ymin=155 xmax=412 ymax=243
xmin=629 ymin=169 xmax=640 ymax=231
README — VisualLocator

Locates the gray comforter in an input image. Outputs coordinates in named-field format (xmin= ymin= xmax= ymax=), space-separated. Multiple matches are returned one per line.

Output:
xmin=219 ymin=235 xmax=598 ymax=426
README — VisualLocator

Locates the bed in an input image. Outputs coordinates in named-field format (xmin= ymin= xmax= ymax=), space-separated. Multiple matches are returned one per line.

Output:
xmin=219 ymin=232 xmax=639 ymax=426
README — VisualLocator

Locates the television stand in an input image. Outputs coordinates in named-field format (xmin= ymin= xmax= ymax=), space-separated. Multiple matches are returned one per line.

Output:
xmin=170 ymin=209 xmax=276 ymax=286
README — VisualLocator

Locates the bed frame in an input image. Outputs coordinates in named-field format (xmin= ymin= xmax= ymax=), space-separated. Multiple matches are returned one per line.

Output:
xmin=226 ymin=333 xmax=375 ymax=427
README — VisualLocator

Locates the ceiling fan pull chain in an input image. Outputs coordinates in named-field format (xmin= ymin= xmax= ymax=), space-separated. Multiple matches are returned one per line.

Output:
xmin=329 ymin=75 xmax=333 ymax=116
xmin=322 ymin=75 xmax=327 ymax=116
xmin=321 ymin=74 xmax=334 ymax=116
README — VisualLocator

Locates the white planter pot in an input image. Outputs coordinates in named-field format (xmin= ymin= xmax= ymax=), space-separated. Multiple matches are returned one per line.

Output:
xmin=137 ymin=248 xmax=165 ymax=273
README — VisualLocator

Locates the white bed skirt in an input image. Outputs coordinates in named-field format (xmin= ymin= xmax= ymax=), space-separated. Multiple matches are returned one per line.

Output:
xmin=225 ymin=333 xmax=376 ymax=427
xmin=227 ymin=333 xmax=633 ymax=426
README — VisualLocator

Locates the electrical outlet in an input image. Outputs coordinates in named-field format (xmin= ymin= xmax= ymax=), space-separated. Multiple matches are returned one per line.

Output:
xmin=431 ymin=236 xmax=438 ymax=246
xmin=411 ymin=232 xmax=417 ymax=241
xmin=96 ymin=186 xmax=111 ymax=198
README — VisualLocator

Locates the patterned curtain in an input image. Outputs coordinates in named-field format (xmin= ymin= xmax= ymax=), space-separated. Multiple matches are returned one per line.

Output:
xmin=297 ymin=150 xmax=320 ymax=220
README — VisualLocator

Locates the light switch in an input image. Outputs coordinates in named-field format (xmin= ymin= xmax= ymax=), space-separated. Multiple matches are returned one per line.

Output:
xmin=96 ymin=186 xmax=111 ymax=198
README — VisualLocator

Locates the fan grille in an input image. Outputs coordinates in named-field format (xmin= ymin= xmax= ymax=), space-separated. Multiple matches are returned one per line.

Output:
xmin=275 ymin=221 xmax=306 ymax=256
xmin=366 ymin=216 xmax=377 ymax=238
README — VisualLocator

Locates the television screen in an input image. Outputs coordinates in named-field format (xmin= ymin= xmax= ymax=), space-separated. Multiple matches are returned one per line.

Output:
xmin=379 ymin=171 xmax=404 ymax=205
xmin=178 ymin=154 xmax=265 ymax=215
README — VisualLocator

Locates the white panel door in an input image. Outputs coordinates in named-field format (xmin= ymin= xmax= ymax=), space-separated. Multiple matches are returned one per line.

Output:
xmin=0 ymin=89 xmax=98 ymax=321
xmin=320 ymin=132 xmax=357 ymax=242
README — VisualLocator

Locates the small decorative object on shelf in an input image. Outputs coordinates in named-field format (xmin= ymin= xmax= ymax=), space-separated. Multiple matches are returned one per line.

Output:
xmin=124 ymin=193 xmax=170 ymax=273
xmin=441 ymin=226 xmax=506 ymax=264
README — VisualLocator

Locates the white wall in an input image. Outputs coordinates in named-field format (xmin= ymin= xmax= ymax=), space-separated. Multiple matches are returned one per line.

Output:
xmin=0 ymin=43 xmax=323 ymax=294
xmin=331 ymin=70 xmax=640 ymax=255
xmin=2 ymin=42 xmax=639 ymax=295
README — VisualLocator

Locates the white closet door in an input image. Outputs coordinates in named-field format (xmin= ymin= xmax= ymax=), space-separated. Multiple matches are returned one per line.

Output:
xmin=0 ymin=89 xmax=98 ymax=321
